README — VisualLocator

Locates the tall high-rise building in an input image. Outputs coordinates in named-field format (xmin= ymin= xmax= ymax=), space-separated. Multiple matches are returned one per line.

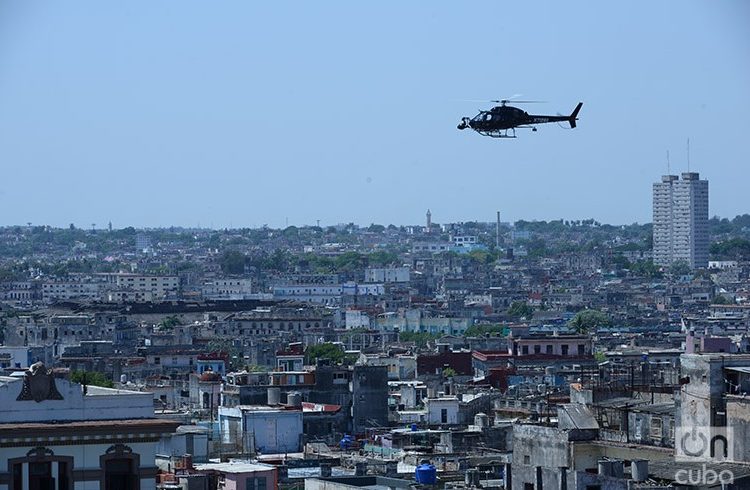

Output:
xmin=652 ymin=172 xmax=709 ymax=269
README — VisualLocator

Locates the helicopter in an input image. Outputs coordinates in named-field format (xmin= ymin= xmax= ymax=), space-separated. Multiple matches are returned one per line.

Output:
xmin=457 ymin=99 xmax=583 ymax=138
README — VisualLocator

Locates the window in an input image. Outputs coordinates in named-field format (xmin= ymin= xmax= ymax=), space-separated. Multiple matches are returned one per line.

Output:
xmin=246 ymin=477 xmax=267 ymax=490
xmin=103 ymin=457 xmax=139 ymax=490
xmin=561 ymin=345 xmax=569 ymax=356
xmin=578 ymin=344 xmax=585 ymax=356
xmin=546 ymin=345 xmax=553 ymax=354
xmin=523 ymin=455 xmax=530 ymax=464
xmin=522 ymin=345 xmax=529 ymax=355
xmin=12 ymin=463 xmax=22 ymax=490
xmin=650 ymin=417 xmax=663 ymax=439
xmin=154 ymin=357 xmax=161 ymax=365
xmin=534 ymin=345 xmax=541 ymax=354
xmin=441 ymin=408 xmax=448 ymax=423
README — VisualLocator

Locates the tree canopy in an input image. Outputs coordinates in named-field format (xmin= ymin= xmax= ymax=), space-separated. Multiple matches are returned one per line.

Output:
xmin=305 ymin=343 xmax=346 ymax=364
xmin=70 ymin=370 xmax=114 ymax=388
xmin=507 ymin=301 xmax=534 ymax=320
xmin=568 ymin=310 xmax=611 ymax=333
xmin=464 ymin=324 xmax=508 ymax=337
xmin=219 ymin=250 xmax=246 ymax=274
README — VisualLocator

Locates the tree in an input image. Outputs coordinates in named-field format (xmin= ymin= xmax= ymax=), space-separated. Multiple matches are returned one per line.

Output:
xmin=159 ymin=315 xmax=182 ymax=330
xmin=367 ymin=224 xmax=385 ymax=233
xmin=70 ymin=370 xmax=114 ymax=388
xmin=283 ymin=226 xmax=299 ymax=238
xmin=398 ymin=331 xmax=440 ymax=347
xmin=710 ymin=238 xmax=750 ymax=260
xmin=334 ymin=252 xmax=366 ymax=273
xmin=220 ymin=250 xmax=246 ymax=274
xmin=442 ymin=367 xmax=457 ymax=378
xmin=611 ymin=254 xmax=631 ymax=271
xmin=245 ymin=364 xmax=267 ymax=372
xmin=630 ymin=260 xmax=662 ymax=278
xmin=507 ymin=301 xmax=534 ymax=320
xmin=568 ymin=310 xmax=611 ymax=333
xmin=368 ymin=251 xmax=398 ymax=267
xmin=669 ymin=261 xmax=691 ymax=277
xmin=305 ymin=343 xmax=345 ymax=364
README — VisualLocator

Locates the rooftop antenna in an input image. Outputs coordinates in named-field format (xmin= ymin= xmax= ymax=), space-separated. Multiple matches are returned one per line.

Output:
xmin=496 ymin=211 xmax=501 ymax=248
xmin=666 ymin=150 xmax=670 ymax=175
xmin=687 ymin=138 xmax=691 ymax=172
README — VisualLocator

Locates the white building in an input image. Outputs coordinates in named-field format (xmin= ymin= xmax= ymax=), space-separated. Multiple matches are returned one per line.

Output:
xmin=412 ymin=242 xmax=455 ymax=254
xmin=345 ymin=310 xmax=371 ymax=329
xmin=202 ymin=279 xmax=253 ymax=300
xmin=0 ymin=362 xmax=178 ymax=490
xmin=425 ymin=396 xmax=459 ymax=425
xmin=653 ymin=172 xmax=709 ymax=269
xmin=364 ymin=267 xmax=410 ymax=283
xmin=452 ymin=235 xmax=478 ymax=247
xmin=135 ymin=233 xmax=152 ymax=252
xmin=114 ymin=274 xmax=180 ymax=299
xmin=42 ymin=281 xmax=102 ymax=302
xmin=218 ymin=406 xmax=303 ymax=454
xmin=272 ymin=282 xmax=384 ymax=306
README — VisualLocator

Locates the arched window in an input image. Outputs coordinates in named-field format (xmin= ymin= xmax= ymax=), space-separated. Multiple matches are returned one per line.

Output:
xmin=100 ymin=444 xmax=140 ymax=490
xmin=9 ymin=447 xmax=73 ymax=490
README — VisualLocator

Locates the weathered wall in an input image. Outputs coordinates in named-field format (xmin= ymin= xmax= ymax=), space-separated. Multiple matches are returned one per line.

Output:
xmin=511 ymin=425 xmax=570 ymax=490
xmin=726 ymin=395 xmax=750 ymax=463
xmin=352 ymin=365 xmax=388 ymax=433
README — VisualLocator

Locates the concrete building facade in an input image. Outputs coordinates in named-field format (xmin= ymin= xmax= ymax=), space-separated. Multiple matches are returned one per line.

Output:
xmin=653 ymin=172 xmax=709 ymax=269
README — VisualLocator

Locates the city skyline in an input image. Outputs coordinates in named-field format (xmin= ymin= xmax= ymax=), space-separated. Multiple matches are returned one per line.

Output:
xmin=4 ymin=204 xmax=749 ymax=231
xmin=0 ymin=1 xmax=749 ymax=228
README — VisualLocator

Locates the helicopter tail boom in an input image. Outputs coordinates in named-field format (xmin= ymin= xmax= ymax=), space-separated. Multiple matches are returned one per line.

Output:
xmin=568 ymin=102 xmax=583 ymax=128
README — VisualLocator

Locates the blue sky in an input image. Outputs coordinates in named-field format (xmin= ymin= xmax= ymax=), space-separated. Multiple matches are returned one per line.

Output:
xmin=0 ymin=1 xmax=748 ymax=228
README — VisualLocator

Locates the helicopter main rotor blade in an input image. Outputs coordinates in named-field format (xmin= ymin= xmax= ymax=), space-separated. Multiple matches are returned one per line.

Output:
xmin=492 ymin=100 xmax=547 ymax=104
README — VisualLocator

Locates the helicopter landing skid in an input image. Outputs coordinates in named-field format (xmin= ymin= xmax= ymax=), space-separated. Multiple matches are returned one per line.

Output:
xmin=476 ymin=128 xmax=517 ymax=138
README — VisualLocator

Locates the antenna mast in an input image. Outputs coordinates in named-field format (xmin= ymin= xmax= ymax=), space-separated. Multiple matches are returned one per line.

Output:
xmin=666 ymin=150 xmax=670 ymax=175
xmin=687 ymin=138 xmax=691 ymax=172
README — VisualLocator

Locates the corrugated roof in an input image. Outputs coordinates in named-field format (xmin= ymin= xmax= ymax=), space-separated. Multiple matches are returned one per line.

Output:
xmin=558 ymin=403 xmax=599 ymax=430
xmin=194 ymin=462 xmax=276 ymax=474
xmin=726 ymin=366 xmax=750 ymax=374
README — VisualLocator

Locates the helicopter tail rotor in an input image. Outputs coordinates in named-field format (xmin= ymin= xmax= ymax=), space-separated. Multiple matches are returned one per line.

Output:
xmin=568 ymin=102 xmax=583 ymax=128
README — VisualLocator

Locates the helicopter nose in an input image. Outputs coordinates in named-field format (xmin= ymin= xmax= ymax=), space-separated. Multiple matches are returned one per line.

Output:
xmin=457 ymin=118 xmax=469 ymax=130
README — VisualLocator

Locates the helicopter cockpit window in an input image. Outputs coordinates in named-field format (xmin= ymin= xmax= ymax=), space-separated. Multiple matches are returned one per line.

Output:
xmin=484 ymin=113 xmax=492 ymax=121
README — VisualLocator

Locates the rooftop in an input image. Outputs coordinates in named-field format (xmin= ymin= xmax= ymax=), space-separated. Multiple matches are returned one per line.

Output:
xmin=193 ymin=461 xmax=276 ymax=474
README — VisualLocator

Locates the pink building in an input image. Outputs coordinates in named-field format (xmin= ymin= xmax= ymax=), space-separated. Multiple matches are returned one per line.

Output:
xmin=194 ymin=461 xmax=277 ymax=490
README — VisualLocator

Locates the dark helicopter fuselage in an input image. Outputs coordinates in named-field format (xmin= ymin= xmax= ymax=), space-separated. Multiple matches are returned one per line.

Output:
xmin=468 ymin=105 xmax=532 ymax=130
xmin=457 ymin=102 xmax=582 ymax=138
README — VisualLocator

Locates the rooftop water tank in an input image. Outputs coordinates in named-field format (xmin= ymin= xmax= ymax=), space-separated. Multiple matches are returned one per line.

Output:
xmin=474 ymin=412 xmax=489 ymax=428
xmin=415 ymin=463 xmax=437 ymax=485
xmin=287 ymin=391 xmax=302 ymax=408
xmin=267 ymin=387 xmax=280 ymax=405
xmin=631 ymin=459 xmax=648 ymax=482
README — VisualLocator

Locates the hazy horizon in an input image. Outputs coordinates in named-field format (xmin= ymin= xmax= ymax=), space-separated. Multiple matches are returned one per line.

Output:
xmin=5 ymin=211 xmax=750 ymax=232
